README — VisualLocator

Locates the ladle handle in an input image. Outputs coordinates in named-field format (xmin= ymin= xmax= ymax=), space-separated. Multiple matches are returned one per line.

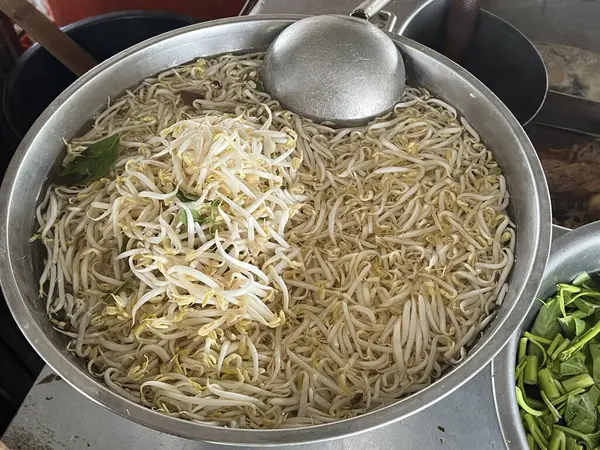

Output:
xmin=0 ymin=0 xmax=97 ymax=76
xmin=442 ymin=0 xmax=481 ymax=63
xmin=351 ymin=0 xmax=394 ymax=20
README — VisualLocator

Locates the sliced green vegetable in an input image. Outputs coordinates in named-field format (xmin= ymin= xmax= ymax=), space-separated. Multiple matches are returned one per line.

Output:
xmin=552 ymin=352 xmax=588 ymax=377
xmin=548 ymin=429 xmax=566 ymax=450
xmin=539 ymin=368 xmax=562 ymax=401
xmin=516 ymin=386 xmax=545 ymax=416
xmin=562 ymin=374 xmax=595 ymax=394
xmin=541 ymin=390 xmax=562 ymax=422
xmin=589 ymin=341 xmax=600 ymax=383
xmin=532 ymin=298 xmax=563 ymax=342
xmin=552 ymin=338 xmax=572 ymax=360
xmin=525 ymin=414 xmax=550 ymax=449
xmin=564 ymin=436 xmax=581 ymax=450
xmin=559 ymin=316 xmax=588 ymax=340
xmin=573 ymin=298 xmax=599 ymax=317
xmin=548 ymin=334 xmax=565 ymax=359
xmin=560 ymin=321 xmax=600 ymax=361
xmin=553 ymin=424 xmax=600 ymax=449
xmin=554 ymin=389 xmax=587 ymax=410
xmin=584 ymin=385 xmax=600 ymax=406
xmin=573 ymin=273 xmax=592 ymax=287
xmin=565 ymin=393 xmax=597 ymax=434
xmin=525 ymin=355 xmax=540 ymax=385
xmin=519 ymin=272 xmax=600 ymax=447
xmin=519 ymin=337 xmax=529 ymax=363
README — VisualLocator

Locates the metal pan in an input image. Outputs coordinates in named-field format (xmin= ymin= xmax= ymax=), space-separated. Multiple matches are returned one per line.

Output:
xmin=492 ymin=221 xmax=600 ymax=449
xmin=0 ymin=15 xmax=551 ymax=445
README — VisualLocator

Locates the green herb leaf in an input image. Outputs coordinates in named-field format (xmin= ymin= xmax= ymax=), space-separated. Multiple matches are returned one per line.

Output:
xmin=574 ymin=298 xmax=599 ymax=316
xmin=176 ymin=189 xmax=200 ymax=203
xmin=565 ymin=393 xmax=597 ymax=434
xmin=178 ymin=209 xmax=203 ymax=226
xmin=538 ymin=413 xmax=555 ymax=436
xmin=59 ymin=134 xmax=120 ymax=185
xmin=553 ymin=351 xmax=589 ymax=377
xmin=589 ymin=341 xmax=600 ymax=384
xmin=560 ymin=316 xmax=589 ymax=340
xmin=585 ymin=385 xmax=600 ymax=406
xmin=532 ymin=297 xmax=563 ymax=342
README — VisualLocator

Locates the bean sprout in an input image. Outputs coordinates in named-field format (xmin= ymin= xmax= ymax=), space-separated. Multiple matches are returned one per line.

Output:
xmin=35 ymin=52 xmax=515 ymax=428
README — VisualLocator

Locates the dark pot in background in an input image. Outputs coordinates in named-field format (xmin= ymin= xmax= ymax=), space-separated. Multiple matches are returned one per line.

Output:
xmin=399 ymin=0 xmax=547 ymax=126
xmin=1 ymin=10 xmax=196 ymax=151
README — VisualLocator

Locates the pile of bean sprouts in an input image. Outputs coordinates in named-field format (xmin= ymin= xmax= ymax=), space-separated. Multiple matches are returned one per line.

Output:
xmin=35 ymin=53 xmax=515 ymax=428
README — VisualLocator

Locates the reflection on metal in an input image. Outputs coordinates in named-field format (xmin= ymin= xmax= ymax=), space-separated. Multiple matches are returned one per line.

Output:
xmin=537 ymin=90 xmax=600 ymax=137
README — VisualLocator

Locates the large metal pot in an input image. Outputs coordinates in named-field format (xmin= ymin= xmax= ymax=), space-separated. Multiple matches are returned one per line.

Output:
xmin=493 ymin=222 xmax=600 ymax=448
xmin=0 ymin=16 xmax=551 ymax=445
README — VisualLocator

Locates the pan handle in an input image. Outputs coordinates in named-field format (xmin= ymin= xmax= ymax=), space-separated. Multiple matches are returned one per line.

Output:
xmin=351 ymin=0 xmax=394 ymax=20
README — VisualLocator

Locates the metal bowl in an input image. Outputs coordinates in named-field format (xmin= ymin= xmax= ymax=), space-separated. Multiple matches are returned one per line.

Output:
xmin=0 ymin=16 xmax=551 ymax=445
xmin=493 ymin=222 xmax=600 ymax=449
xmin=399 ymin=0 xmax=548 ymax=127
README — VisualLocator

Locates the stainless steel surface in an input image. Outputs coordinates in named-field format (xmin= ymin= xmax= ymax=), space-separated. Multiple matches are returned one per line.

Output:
xmin=247 ymin=0 xmax=420 ymax=20
xmin=493 ymin=221 xmax=600 ymax=449
xmin=3 ymin=365 xmax=506 ymax=449
xmin=4 ymin=226 xmax=570 ymax=450
xmin=351 ymin=0 xmax=393 ymax=19
xmin=261 ymin=9 xmax=405 ymax=125
xmin=376 ymin=10 xmax=397 ymax=32
xmin=482 ymin=0 xmax=600 ymax=55
xmin=247 ymin=0 xmax=600 ymax=57
xmin=0 ymin=15 xmax=551 ymax=445
xmin=536 ymin=90 xmax=600 ymax=138
xmin=399 ymin=0 xmax=547 ymax=126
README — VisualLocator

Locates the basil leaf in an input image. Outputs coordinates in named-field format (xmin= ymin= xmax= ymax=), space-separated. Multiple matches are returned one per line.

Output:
xmin=178 ymin=209 xmax=203 ymax=226
xmin=531 ymin=297 xmax=563 ymax=341
xmin=565 ymin=393 xmax=597 ymax=434
xmin=176 ymin=189 xmax=200 ymax=203
xmin=59 ymin=134 xmax=121 ymax=185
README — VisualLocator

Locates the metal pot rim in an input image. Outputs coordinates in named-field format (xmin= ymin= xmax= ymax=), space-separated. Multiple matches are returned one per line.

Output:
xmin=0 ymin=15 xmax=551 ymax=445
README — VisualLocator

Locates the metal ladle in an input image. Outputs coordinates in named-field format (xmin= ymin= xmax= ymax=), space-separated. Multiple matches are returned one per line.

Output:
xmin=261 ymin=0 xmax=406 ymax=126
